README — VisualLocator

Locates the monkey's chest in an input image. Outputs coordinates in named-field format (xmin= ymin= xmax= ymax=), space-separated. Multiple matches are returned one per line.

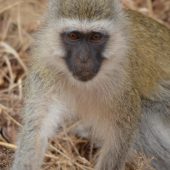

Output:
xmin=65 ymin=90 xmax=109 ymax=121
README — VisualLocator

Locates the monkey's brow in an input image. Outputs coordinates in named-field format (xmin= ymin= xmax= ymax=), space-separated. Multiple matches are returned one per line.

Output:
xmin=50 ymin=17 xmax=114 ymax=33
xmin=62 ymin=29 xmax=108 ymax=35
xmin=58 ymin=25 xmax=110 ymax=34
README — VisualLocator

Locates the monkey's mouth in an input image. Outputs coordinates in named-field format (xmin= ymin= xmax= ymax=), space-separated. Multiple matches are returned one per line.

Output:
xmin=72 ymin=70 xmax=98 ymax=82
xmin=65 ymin=58 xmax=101 ymax=82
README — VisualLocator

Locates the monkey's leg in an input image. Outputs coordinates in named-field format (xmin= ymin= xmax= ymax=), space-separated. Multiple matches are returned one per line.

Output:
xmin=11 ymin=101 xmax=67 ymax=170
xmin=135 ymin=99 xmax=170 ymax=170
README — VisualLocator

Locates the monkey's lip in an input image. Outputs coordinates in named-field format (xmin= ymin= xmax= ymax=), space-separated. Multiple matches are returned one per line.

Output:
xmin=73 ymin=71 xmax=97 ymax=82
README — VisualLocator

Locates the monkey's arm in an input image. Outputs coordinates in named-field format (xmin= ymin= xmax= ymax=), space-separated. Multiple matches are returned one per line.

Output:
xmin=95 ymin=89 xmax=141 ymax=170
xmin=11 ymin=69 xmax=67 ymax=170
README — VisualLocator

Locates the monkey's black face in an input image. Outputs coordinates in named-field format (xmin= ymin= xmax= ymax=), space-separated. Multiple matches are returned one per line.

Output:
xmin=61 ymin=31 xmax=109 ymax=82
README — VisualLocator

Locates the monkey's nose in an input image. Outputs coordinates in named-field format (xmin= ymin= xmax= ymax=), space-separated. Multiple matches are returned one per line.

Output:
xmin=79 ymin=55 xmax=89 ymax=63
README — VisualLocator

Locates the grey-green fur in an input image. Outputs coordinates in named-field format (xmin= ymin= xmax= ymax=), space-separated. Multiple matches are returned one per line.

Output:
xmin=50 ymin=0 xmax=116 ymax=20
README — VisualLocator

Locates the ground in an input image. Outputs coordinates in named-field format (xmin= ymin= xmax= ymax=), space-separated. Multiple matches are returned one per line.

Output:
xmin=0 ymin=0 xmax=169 ymax=170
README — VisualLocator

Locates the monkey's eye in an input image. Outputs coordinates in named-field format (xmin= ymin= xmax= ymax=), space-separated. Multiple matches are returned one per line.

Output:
xmin=89 ymin=32 xmax=104 ymax=44
xmin=66 ymin=31 xmax=81 ymax=42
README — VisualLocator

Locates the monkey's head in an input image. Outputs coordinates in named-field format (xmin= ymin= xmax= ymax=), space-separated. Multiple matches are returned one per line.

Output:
xmin=36 ymin=0 xmax=130 ymax=84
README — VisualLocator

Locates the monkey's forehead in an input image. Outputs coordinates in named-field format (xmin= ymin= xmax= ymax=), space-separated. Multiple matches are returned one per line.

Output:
xmin=58 ymin=0 xmax=114 ymax=20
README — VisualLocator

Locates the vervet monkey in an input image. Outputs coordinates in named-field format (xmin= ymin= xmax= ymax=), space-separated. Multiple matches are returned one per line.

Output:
xmin=12 ymin=0 xmax=170 ymax=170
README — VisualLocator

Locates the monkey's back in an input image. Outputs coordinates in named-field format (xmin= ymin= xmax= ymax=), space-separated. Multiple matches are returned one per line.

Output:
xmin=127 ymin=10 xmax=170 ymax=98
xmin=127 ymin=11 xmax=170 ymax=170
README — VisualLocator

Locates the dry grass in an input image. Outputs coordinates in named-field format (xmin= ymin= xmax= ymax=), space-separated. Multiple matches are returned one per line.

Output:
xmin=0 ymin=0 xmax=169 ymax=170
